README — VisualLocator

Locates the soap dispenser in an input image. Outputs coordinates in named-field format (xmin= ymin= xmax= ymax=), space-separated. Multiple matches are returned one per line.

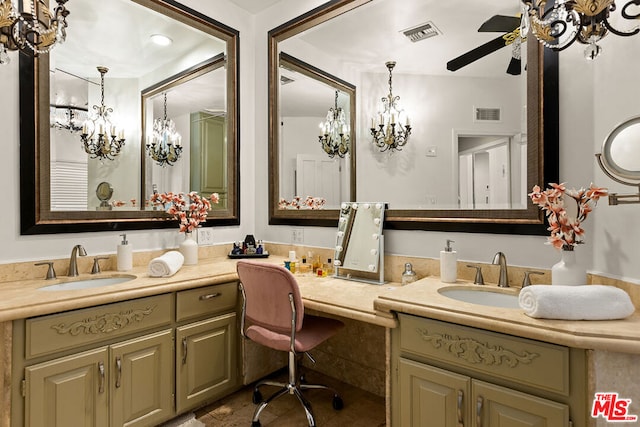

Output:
xmin=117 ymin=233 xmax=133 ymax=272
xmin=440 ymin=239 xmax=457 ymax=283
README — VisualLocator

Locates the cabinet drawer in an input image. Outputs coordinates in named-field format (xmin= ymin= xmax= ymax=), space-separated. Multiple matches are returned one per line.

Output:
xmin=26 ymin=294 xmax=173 ymax=359
xmin=399 ymin=314 xmax=570 ymax=395
xmin=176 ymin=282 xmax=237 ymax=322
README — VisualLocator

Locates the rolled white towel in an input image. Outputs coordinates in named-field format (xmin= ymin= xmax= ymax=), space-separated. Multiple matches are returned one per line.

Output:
xmin=519 ymin=284 xmax=635 ymax=320
xmin=149 ymin=251 xmax=184 ymax=277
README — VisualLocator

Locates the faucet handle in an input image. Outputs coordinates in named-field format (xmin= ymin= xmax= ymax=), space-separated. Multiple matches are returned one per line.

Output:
xmin=466 ymin=265 xmax=484 ymax=285
xmin=35 ymin=262 xmax=57 ymax=280
xmin=91 ymin=256 xmax=110 ymax=274
xmin=522 ymin=270 xmax=545 ymax=287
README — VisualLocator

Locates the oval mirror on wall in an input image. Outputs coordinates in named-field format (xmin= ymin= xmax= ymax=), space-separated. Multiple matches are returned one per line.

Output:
xmin=20 ymin=0 xmax=240 ymax=234
xmin=268 ymin=0 xmax=559 ymax=234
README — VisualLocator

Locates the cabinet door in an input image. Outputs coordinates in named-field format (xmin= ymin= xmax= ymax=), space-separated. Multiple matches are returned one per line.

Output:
xmin=473 ymin=380 xmax=569 ymax=427
xmin=110 ymin=329 xmax=173 ymax=427
xmin=399 ymin=358 xmax=470 ymax=427
xmin=176 ymin=313 xmax=237 ymax=413
xmin=25 ymin=347 xmax=109 ymax=427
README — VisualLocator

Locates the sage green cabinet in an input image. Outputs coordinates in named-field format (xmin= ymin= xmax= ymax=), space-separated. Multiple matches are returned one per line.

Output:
xmin=399 ymin=358 xmax=569 ymax=426
xmin=176 ymin=312 xmax=237 ymax=413
xmin=110 ymin=330 xmax=173 ymax=427
xmin=24 ymin=347 xmax=109 ymax=427
xmin=393 ymin=314 xmax=587 ymax=427
xmin=24 ymin=329 xmax=173 ymax=427
xmin=13 ymin=283 xmax=240 ymax=427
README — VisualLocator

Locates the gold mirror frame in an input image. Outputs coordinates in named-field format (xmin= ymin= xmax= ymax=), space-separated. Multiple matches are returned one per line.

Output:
xmin=19 ymin=0 xmax=240 ymax=234
xmin=268 ymin=0 xmax=559 ymax=234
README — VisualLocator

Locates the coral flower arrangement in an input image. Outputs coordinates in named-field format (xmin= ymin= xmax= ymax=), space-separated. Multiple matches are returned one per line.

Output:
xmin=278 ymin=196 xmax=326 ymax=210
xmin=529 ymin=183 xmax=608 ymax=250
xmin=151 ymin=191 xmax=220 ymax=233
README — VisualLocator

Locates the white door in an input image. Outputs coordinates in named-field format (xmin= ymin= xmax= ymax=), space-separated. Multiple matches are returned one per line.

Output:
xmin=296 ymin=154 xmax=342 ymax=208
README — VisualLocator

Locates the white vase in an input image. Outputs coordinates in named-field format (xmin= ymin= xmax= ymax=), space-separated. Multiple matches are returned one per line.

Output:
xmin=551 ymin=246 xmax=586 ymax=286
xmin=179 ymin=232 xmax=198 ymax=265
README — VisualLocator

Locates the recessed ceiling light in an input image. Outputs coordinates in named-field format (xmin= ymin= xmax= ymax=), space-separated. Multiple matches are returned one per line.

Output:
xmin=150 ymin=34 xmax=173 ymax=46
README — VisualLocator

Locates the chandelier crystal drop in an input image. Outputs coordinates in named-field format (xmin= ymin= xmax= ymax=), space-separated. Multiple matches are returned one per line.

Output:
xmin=370 ymin=61 xmax=412 ymax=153
xmin=521 ymin=0 xmax=640 ymax=60
xmin=0 ymin=0 xmax=69 ymax=64
xmin=318 ymin=90 xmax=350 ymax=158
xmin=80 ymin=66 xmax=125 ymax=161
xmin=146 ymin=92 xmax=183 ymax=167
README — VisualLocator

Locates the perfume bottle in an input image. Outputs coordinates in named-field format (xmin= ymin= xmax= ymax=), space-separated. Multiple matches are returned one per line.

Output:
xmin=402 ymin=263 xmax=417 ymax=285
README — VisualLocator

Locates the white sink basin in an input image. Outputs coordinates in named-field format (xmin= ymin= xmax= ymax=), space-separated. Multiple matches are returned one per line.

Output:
xmin=438 ymin=287 xmax=521 ymax=309
xmin=38 ymin=276 xmax=135 ymax=291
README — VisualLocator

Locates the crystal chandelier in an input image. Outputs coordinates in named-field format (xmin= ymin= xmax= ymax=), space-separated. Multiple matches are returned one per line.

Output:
xmin=521 ymin=0 xmax=640 ymax=60
xmin=146 ymin=92 xmax=183 ymax=167
xmin=50 ymin=104 xmax=88 ymax=133
xmin=318 ymin=90 xmax=349 ymax=158
xmin=370 ymin=61 xmax=412 ymax=153
xmin=0 ymin=0 xmax=69 ymax=64
xmin=80 ymin=66 xmax=125 ymax=161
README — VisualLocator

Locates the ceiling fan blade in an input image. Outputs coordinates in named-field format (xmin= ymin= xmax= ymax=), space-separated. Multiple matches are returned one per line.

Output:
xmin=446 ymin=35 xmax=507 ymax=72
xmin=506 ymin=56 xmax=521 ymax=75
xmin=478 ymin=15 xmax=521 ymax=33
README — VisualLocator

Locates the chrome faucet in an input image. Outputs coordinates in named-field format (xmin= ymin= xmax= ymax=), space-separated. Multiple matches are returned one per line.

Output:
xmin=68 ymin=244 xmax=87 ymax=276
xmin=492 ymin=252 xmax=509 ymax=288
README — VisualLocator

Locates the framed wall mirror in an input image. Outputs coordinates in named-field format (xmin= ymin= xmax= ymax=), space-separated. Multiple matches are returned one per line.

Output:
xmin=274 ymin=52 xmax=356 ymax=221
xmin=20 ymin=0 xmax=239 ymax=234
xmin=268 ymin=0 xmax=558 ymax=233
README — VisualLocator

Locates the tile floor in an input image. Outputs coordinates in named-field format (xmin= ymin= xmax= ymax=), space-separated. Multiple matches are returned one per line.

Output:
xmin=194 ymin=370 xmax=386 ymax=426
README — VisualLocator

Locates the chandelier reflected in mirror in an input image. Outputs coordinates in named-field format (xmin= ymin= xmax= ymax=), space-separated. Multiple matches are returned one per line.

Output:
xmin=80 ymin=66 xmax=125 ymax=161
xmin=0 ymin=0 xmax=69 ymax=64
xmin=318 ymin=90 xmax=349 ymax=158
xmin=521 ymin=0 xmax=640 ymax=60
xmin=146 ymin=92 xmax=183 ymax=167
xmin=370 ymin=61 xmax=412 ymax=153
xmin=50 ymin=104 xmax=88 ymax=133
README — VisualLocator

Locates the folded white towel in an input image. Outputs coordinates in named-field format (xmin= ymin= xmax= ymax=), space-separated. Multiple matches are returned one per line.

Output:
xmin=149 ymin=251 xmax=184 ymax=277
xmin=519 ymin=285 xmax=635 ymax=320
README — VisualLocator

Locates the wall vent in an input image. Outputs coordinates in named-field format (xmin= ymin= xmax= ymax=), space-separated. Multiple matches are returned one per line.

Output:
xmin=402 ymin=21 xmax=441 ymax=43
xmin=474 ymin=107 xmax=501 ymax=122
xmin=280 ymin=75 xmax=295 ymax=85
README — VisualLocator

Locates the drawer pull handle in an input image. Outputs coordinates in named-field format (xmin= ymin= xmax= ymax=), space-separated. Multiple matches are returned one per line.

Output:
xmin=115 ymin=357 xmax=122 ymax=388
xmin=182 ymin=337 xmax=188 ymax=365
xmin=457 ymin=389 xmax=464 ymax=427
xmin=476 ymin=396 xmax=483 ymax=427
xmin=98 ymin=362 xmax=105 ymax=394
xmin=199 ymin=292 xmax=221 ymax=300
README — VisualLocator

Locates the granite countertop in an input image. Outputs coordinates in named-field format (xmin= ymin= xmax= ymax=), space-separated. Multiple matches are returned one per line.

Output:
xmin=374 ymin=276 xmax=640 ymax=354
xmin=1 ymin=256 xmax=639 ymax=353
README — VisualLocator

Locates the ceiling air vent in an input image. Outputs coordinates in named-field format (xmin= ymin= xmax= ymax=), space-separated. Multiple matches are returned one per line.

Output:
xmin=474 ymin=107 xmax=501 ymax=122
xmin=280 ymin=75 xmax=295 ymax=85
xmin=402 ymin=21 xmax=441 ymax=43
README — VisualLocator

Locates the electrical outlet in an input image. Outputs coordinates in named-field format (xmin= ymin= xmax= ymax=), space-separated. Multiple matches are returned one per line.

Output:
xmin=292 ymin=228 xmax=304 ymax=244
xmin=197 ymin=227 xmax=215 ymax=246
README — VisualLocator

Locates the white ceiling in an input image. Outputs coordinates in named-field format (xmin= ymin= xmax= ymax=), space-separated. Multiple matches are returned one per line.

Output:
xmin=227 ymin=0 xmax=283 ymax=14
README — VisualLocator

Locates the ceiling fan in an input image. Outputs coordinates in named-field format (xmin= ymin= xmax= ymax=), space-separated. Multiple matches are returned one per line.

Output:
xmin=447 ymin=15 xmax=523 ymax=75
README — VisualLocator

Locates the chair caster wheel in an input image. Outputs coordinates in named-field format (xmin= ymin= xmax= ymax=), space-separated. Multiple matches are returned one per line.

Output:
xmin=332 ymin=395 xmax=344 ymax=410
xmin=252 ymin=390 xmax=263 ymax=404
xmin=251 ymin=421 xmax=261 ymax=427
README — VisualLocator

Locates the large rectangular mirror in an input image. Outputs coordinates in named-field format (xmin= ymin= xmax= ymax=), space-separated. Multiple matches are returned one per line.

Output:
xmin=20 ymin=0 xmax=239 ymax=234
xmin=268 ymin=0 xmax=558 ymax=233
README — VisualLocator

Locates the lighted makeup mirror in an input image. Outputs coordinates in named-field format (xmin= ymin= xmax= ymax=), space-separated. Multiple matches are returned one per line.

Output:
xmin=335 ymin=202 xmax=386 ymax=284
xmin=597 ymin=116 xmax=640 ymax=205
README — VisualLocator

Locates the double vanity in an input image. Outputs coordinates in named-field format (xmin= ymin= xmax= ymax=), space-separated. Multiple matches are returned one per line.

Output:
xmin=1 ymin=247 xmax=639 ymax=427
